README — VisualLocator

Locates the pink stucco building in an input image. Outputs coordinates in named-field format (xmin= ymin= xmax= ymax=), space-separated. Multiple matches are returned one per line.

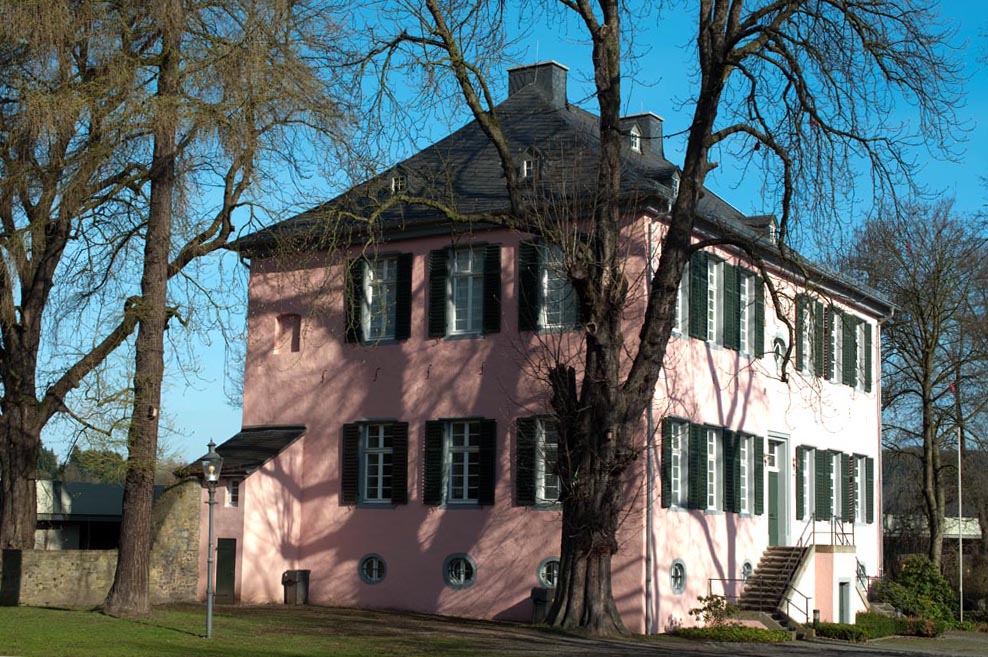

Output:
xmin=198 ymin=62 xmax=890 ymax=633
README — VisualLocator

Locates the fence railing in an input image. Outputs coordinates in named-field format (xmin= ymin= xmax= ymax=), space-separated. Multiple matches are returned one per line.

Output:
xmin=796 ymin=513 xmax=855 ymax=548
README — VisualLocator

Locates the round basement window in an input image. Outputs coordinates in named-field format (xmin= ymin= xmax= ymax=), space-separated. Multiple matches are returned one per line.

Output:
xmin=670 ymin=559 xmax=687 ymax=595
xmin=537 ymin=558 xmax=560 ymax=588
xmin=358 ymin=554 xmax=386 ymax=585
xmin=443 ymin=553 xmax=477 ymax=590
xmin=741 ymin=560 xmax=753 ymax=584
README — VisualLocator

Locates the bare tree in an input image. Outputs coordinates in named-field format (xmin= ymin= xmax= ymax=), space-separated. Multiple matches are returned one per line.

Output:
xmin=845 ymin=200 xmax=988 ymax=566
xmin=103 ymin=0 xmax=353 ymax=616
xmin=343 ymin=0 xmax=960 ymax=634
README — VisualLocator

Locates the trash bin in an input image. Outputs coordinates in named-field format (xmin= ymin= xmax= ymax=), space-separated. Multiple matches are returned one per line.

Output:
xmin=531 ymin=586 xmax=555 ymax=623
xmin=282 ymin=569 xmax=311 ymax=605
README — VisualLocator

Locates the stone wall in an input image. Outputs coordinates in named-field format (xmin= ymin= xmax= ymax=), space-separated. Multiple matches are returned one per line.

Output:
xmin=1 ymin=478 xmax=201 ymax=608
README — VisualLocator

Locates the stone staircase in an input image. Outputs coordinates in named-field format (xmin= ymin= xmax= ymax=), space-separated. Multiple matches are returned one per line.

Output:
xmin=738 ymin=546 xmax=808 ymax=615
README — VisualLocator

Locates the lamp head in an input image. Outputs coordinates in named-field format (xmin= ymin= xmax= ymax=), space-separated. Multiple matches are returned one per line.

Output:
xmin=201 ymin=440 xmax=223 ymax=484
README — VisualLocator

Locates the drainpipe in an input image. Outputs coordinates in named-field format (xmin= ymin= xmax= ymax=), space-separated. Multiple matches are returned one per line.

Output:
xmin=644 ymin=215 xmax=657 ymax=634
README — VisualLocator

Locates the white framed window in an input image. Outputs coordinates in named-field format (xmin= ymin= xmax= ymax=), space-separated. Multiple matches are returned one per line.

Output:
xmin=443 ymin=553 xmax=477 ymax=589
xmin=706 ymin=428 xmax=723 ymax=511
xmin=225 ymin=479 xmax=240 ymax=508
xmin=362 ymin=424 xmax=394 ymax=504
xmin=521 ymin=156 xmax=539 ymax=179
xmin=670 ymin=559 xmax=687 ymax=594
xmin=669 ymin=421 xmax=689 ymax=508
xmin=446 ymin=420 xmax=481 ymax=503
xmin=801 ymin=302 xmax=815 ymax=373
xmin=856 ymin=322 xmax=868 ymax=388
xmin=391 ymin=175 xmax=406 ymax=193
xmin=831 ymin=452 xmax=842 ymax=519
xmin=706 ymin=259 xmax=720 ymax=343
xmin=739 ymin=435 xmax=751 ymax=515
xmin=361 ymin=257 xmax=398 ymax=341
xmin=831 ymin=312 xmax=844 ymax=383
xmin=539 ymin=245 xmax=579 ymax=329
xmin=630 ymin=125 xmax=642 ymax=153
xmin=854 ymin=455 xmax=867 ymax=523
xmin=738 ymin=271 xmax=758 ymax=354
xmin=448 ymin=249 xmax=484 ymax=335
xmin=535 ymin=419 xmax=560 ymax=503
xmin=802 ymin=448 xmax=816 ymax=520
xmin=674 ymin=263 xmax=689 ymax=334
xmin=537 ymin=558 xmax=560 ymax=588
xmin=358 ymin=554 xmax=386 ymax=584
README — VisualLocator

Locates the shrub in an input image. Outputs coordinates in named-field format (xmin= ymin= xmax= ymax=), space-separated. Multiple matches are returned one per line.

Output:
xmin=814 ymin=622 xmax=868 ymax=642
xmin=904 ymin=617 xmax=941 ymax=637
xmin=670 ymin=626 xmax=792 ymax=642
xmin=688 ymin=595 xmax=740 ymax=626
xmin=855 ymin=612 xmax=901 ymax=638
xmin=876 ymin=556 xmax=957 ymax=622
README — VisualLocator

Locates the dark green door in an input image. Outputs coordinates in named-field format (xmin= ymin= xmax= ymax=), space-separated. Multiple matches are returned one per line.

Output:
xmin=216 ymin=538 xmax=236 ymax=603
xmin=768 ymin=472 xmax=780 ymax=546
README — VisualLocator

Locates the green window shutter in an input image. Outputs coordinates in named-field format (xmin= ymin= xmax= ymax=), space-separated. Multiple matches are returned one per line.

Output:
xmin=722 ymin=431 xmax=739 ymax=513
xmin=345 ymin=259 xmax=365 ymax=344
xmin=423 ymin=421 xmax=445 ymax=505
xmin=824 ymin=307 xmax=835 ymax=380
xmin=864 ymin=322 xmax=873 ymax=392
xmin=843 ymin=315 xmax=857 ymax=387
xmin=816 ymin=451 xmax=832 ymax=519
xmin=842 ymin=453 xmax=853 ymax=522
xmin=813 ymin=300 xmax=825 ymax=377
xmin=341 ymin=423 xmax=360 ymax=505
xmin=795 ymin=446 xmax=806 ymax=521
xmin=753 ymin=276 xmax=765 ymax=357
xmin=391 ymin=423 xmax=409 ymax=504
xmin=722 ymin=264 xmax=739 ymax=350
xmin=866 ymin=457 xmax=875 ymax=524
xmin=753 ymin=436 xmax=765 ymax=515
xmin=515 ymin=417 xmax=537 ymax=506
xmin=478 ymin=419 xmax=497 ymax=506
xmin=482 ymin=245 xmax=501 ymax=334
xmin=518 ymin=242 xmax=540 ymax=332
xmin=427 ymin=250 xmax=448 ymax=338
xmin=394 ymin=254 xmax=413 ymax=341
xmin=689 ymin=252 xmax=708 ymax=340
xmin=688 ymin=423 xmax=707 ymax=510
xmin=661 ymin=419 xmax=673 ymax=509
xmin=795 ymin=295 xmax=806 ymax=371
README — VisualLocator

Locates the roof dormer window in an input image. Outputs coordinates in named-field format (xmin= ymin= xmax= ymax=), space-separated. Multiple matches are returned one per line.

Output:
xmin=630 ymin=125 xmax=642 ymax=153
xmin=521 ymin=157 xmax=536 ymax=179
xmin=391 ymin=175 xmax=406 ymax=193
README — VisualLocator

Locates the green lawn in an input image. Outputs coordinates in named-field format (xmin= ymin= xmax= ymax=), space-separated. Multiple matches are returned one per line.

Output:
xmin=0 ymin=604 xmax=512 ymax=657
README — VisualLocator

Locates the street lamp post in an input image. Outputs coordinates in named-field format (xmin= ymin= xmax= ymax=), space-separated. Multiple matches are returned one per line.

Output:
xmin=201 ymin=440 xmax=223 ymax=639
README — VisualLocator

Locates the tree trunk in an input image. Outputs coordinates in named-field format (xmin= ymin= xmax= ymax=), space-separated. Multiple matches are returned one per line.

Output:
xmin=103 ymin=3 xmax=180 ymax=617
xmin=0 ymin=408 xmax=41 ymax=550
xmin=923 ymin=415 xmax=944 ymax=565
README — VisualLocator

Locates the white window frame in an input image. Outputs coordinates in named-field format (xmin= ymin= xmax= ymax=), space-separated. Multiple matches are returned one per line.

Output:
xmin=448 ymin=248 xmax=484 ymax=336
xmin=521 ymin=156 xmax=538 ymax=179
xmin=535 ymin=419 xmax=560 ymax=504
xmin=739 ymin=435 xmax=751 ymax=515
xmin=854 ymin=456 xmax=867 ymax=523
xmin=445 ymin=420 xmax=480 ymax=504
xmin=361 ymin=257 xmax=398 ymax=341
xmin=706 ymin=428 xmax=723 ymax=511
xmin=443 ymin=553 xmax=477 ymax=589
xmin=361 ymin=423 xmax=394 ymax=504
xmin=831 ymin=452 xmax=842 ymax=520
xmin=630 ymin=125 xmax=642 ymax=153
xmin=831 ymin=312 xmax=844 ymax=383
xmin=669 ymin=421 xmax=689 ymax=508
xmin=537 ymin=558 xmax=560 ymax=588
xmin=856 ymin=322 xmax=868 ymax=389
xmin=706 ymin=259 xmax=720 ymax=343
xmin=739 ymin=272 xmax=751 ymax=354
xmin=803 ymin=448 xmax=816 ymax=520
xmin=225 ymin=479 xmax=240 ymax=508
xmin=391 ymin=175 xmax=406 ymax=193
xmin=670 ymin=559 xmax=687 ymax=594
xmin=674 ymin=263 xmax=689 ymax=334
xmin=801 ymin=302 xmax=814 ymax=372
xmin=539 ymin=245 xmax=579 ymax=329
xmin=359 ymin=554 xmax=386 ymax=584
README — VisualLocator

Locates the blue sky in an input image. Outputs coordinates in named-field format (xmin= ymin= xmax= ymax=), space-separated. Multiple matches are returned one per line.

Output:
xmin=156 ymin=2 xmax=988 ymax=463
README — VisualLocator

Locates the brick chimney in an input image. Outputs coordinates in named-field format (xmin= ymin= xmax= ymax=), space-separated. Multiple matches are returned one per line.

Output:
xmin=507 ymin=61 xmax=569 ymax=109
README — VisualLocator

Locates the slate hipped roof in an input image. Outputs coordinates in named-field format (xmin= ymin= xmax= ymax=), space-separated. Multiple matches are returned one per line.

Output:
xmin=234 ymin=61 xmax=747 ymax=255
